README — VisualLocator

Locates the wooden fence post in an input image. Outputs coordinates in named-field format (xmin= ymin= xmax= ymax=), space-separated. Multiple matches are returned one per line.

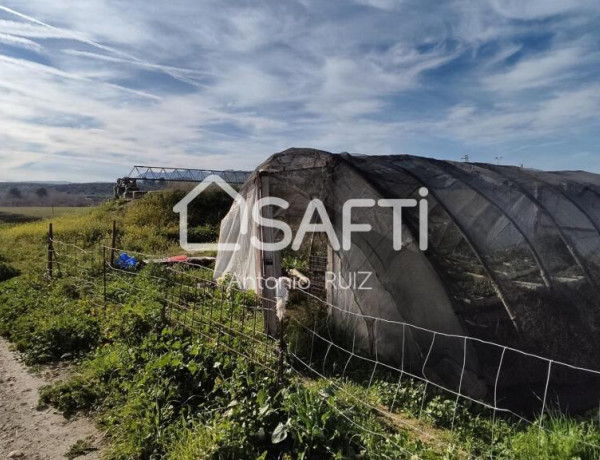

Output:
xmin=103 ymin=245 xmax=107 ymax=310
xmin=278 ymin=317 xmax=287 ymax=386
xmin=47 ymin=223 xmax=53 ymax=280
xmin=110 ymin=220 xmax=117 ymax=266
xmin=258 ymin=173 xmax=282 ymax=338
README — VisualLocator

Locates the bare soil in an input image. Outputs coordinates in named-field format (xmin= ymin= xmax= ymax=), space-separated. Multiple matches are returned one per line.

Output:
xmin=0 ymin=338 xmax=104 ymax=460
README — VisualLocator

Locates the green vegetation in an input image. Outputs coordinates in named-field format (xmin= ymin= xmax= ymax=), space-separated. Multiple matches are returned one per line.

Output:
xmin=66 ymin=439 xmax=99 ymax=459
xmin=1 ymin=190 xmax=600 ymax=459
xmin=0 ymin=206 xmax=90 ymax=223
xmin=0 ymin=253 xmax=19 ymax=282
xmin=0 ymin=276 xmax=101 ymax=364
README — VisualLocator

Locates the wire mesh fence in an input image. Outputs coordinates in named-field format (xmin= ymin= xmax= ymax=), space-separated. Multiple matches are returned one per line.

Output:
xmin=44 ymin=224 xmax=600 ymax=457
xmin=50 ymin=237 xmax=280 ymax=374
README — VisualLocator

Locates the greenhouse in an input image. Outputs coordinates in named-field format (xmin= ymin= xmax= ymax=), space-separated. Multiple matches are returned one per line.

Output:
xmin=216 ymin=148 xmax=600 ymax=412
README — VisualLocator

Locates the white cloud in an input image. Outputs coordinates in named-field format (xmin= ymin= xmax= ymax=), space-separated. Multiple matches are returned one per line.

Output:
xmin=533 ymin=85 xmax=600 ymax=129
xmin=490 ymin=0 xmax=597 ymax=20
xmin=484 ymin=45 xmax=593 ymax=91
xmin=0 ymin=0 xmax=599 ymax=180
xmin=353 ymin=0 xmax=404 ymax=11
xmin=440 ymin=84 xmax=600 ymax=143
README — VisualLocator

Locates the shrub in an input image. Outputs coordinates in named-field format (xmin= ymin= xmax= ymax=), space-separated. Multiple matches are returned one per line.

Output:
xmin=0 ymin=277 xmax=100 ymax=363
xmin=13 ymin=304 xmax=101 ymax=364
xmin=187 ymin=224 xmax=219 ymax=244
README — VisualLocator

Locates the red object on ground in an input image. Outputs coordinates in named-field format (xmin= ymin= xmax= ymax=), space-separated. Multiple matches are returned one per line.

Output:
xmin=167 ymin=255 xmax=188 ymax=263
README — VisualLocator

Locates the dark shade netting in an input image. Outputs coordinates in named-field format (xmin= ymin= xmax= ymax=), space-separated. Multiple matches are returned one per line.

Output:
xmin=216 ymin=148 xmax=600 ymax=412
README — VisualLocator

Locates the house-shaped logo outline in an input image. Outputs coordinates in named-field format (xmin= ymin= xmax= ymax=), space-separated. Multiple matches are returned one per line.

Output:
xmin=173 ymin=175 xmax=247 ymax=252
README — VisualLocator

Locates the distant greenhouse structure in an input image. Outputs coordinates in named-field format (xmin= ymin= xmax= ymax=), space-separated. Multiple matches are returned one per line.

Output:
xmin=215 ymin=148 xmax=600 ymax=412
xmin=128 ymin=165 xmax=251 ymax=184
xmin=114 ymin=166 xmax=252 ymax=199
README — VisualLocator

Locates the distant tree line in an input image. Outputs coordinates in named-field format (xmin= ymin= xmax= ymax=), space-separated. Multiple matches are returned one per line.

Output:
xmin=0 ymin=187 xmax=91 ymax=206
xmin=0 ymin=184 xmax=111 ymax=207
xmin=0 ymin=181 xmax=170 ymax=207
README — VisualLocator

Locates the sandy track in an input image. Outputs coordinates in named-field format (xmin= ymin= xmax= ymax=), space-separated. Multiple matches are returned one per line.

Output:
xmin=0 ymin=338 xmax=103 ymax=460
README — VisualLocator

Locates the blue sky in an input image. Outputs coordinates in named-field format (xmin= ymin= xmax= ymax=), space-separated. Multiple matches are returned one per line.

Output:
xmin=0 ymin=0 xmax=599 ymax=181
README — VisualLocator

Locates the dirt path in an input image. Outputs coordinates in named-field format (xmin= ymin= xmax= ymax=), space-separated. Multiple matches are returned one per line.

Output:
xmin=0 ymin=339 xmax=104 ymax=460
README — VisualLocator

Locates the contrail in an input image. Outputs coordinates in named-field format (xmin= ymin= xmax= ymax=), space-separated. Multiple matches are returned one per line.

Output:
xmin=0 ymin=3 xmax=205 ymax=88
xmin=0 ymin=4 xmax=139 ymax=61
xmin=0 ymin=54 xmax=162 ymax=101
xmin=63 ymin=49 xmax=213 ymax=85
xmin=0 ymin=32 xmax=42 ymax=52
